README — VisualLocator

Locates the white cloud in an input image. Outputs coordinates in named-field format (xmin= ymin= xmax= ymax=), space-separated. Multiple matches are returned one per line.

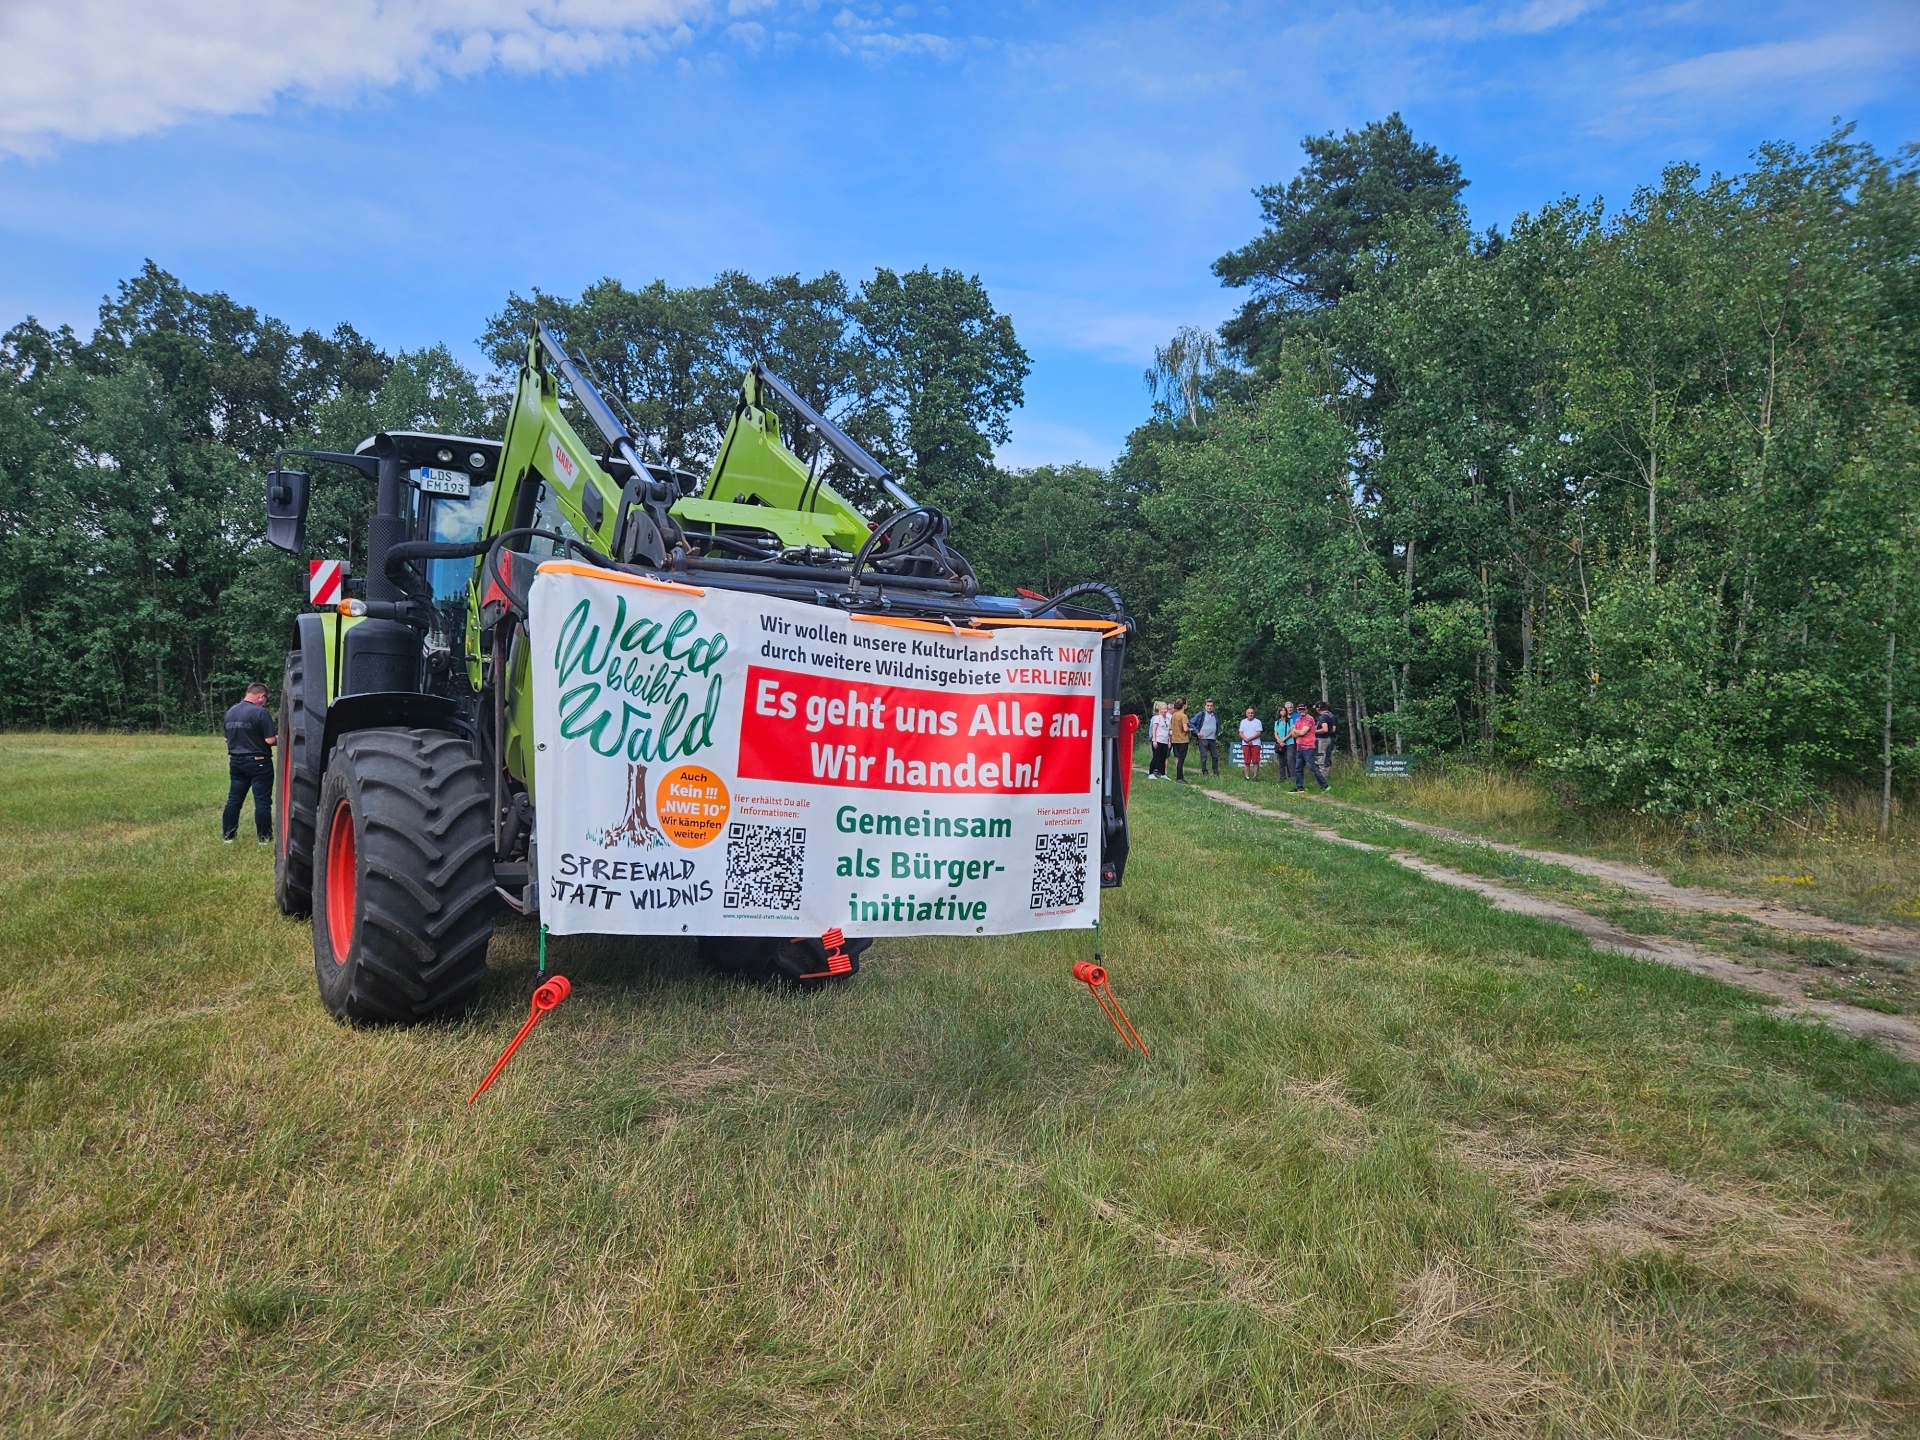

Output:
xmin=0 ymin=0 xmax=713 ymax=155
xmin=1006 ymin=294 xmax=1224 ymax=367
xmin=845 ymin=30 xmax=955 ymax=58
xmin=1504 ymin=0 xmax=1593 ymax=35
xmin=824 ymin=1 xmax=957 ymax=58
xmin=1630 ymin=22 xmax=1919 ymax=102
xmin=1584 ymin=10 xmax=1920 ymax=136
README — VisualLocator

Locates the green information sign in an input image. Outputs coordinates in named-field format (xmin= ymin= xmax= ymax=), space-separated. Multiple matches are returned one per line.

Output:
xmin=1365 ymin=755 xmax=1413 ymax=777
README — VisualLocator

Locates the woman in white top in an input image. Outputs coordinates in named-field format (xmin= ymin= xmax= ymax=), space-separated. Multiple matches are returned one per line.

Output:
xmin=1237 ymin=708 xmax=1263 ymax=781
xmin=1147 ymin=701 xmax=1172 ymax=778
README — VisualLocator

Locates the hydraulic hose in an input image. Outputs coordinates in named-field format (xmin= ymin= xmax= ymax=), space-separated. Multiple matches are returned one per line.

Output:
xmin=846 ymin=505 xmax=978 ymax=598
xmin=1031 ymin=581 xmax=1131 ymax=632
xmin=383 ymin=537 xmax=494 ymax=597
xmin=481 ymin=528 xmax=617 ymax=624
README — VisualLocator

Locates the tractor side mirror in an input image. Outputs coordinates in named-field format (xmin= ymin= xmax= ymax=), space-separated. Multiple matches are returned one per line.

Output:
xmin=265 ymin=469 xmax=310 ymax=554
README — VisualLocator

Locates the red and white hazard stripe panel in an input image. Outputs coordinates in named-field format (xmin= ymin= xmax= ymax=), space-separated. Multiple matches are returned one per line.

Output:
xmin=308 ymin=558 xmax=347 ymax=606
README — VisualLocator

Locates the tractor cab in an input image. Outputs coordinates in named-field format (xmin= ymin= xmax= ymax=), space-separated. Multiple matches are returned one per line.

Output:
xmin=352 ymin=432 xmax=502 ymax=695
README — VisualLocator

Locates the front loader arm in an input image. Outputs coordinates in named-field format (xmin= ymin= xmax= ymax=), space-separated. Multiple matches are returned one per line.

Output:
xmin=481 ymin=325 xmax=908 ymax=576
xmin=470 ymin=331 xmax=649 ymax=796
xmin=485 ymin=331 xmax=631 ymax=559
xmin=679 ymin=368 xmax=875 ymax=555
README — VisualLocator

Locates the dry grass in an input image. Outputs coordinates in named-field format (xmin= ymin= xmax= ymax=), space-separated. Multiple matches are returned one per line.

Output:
xmin=1330 ymin=1259 xmax=1567 ymax=1436
xmin=1448 ymin=1127 xmax=1908 ymax=1292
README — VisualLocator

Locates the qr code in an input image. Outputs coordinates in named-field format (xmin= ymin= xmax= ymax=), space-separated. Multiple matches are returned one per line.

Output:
xmin=723 ymin=822 xmax=805 ymax=911
xmin=1031 ymin=830 xmax=1089 ymax=910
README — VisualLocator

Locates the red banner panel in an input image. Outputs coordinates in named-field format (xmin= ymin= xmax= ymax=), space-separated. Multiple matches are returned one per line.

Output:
xmin=737 ymin=664 xmax=1094 ymax=795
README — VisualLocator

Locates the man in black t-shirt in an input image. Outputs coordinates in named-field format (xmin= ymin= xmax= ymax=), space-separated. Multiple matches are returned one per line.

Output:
xmin=222 ymin=682 xmax=278 ymax=843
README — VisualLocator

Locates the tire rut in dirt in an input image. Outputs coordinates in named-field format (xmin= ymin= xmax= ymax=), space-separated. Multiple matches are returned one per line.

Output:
xmin=313 ymin=727 xmax=494 ymax=1023
xmin=274 ymin=647 xmax=318 ymax=918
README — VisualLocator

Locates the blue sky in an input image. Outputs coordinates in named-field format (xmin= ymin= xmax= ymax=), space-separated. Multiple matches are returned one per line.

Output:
xmin=2 ymin=1 xmax=1916 ymax=466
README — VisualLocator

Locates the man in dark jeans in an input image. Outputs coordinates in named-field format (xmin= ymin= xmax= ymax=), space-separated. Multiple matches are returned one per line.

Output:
xmin=222 ymin=682 xmax=278 ymax=844
xmin=1195 ymin=699 xmax=1221 ymax=775
xmin=1311 ymin=703 xmax=1338 ymax=790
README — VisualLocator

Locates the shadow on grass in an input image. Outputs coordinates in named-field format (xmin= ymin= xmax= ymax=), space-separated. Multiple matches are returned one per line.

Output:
xmin=483 ymin=916 xmax=718 ymax=1010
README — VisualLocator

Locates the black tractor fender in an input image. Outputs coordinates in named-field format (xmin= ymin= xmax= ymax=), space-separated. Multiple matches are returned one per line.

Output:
xmin=287 ymin=613 xmax=332 ymax=793
xmin=320 ymin=692 xmax=478 ymax=769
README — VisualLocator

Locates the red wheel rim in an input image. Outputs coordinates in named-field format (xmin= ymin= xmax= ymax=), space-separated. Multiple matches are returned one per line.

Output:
xmin=326 ymin=798 xmax=356 ymax=965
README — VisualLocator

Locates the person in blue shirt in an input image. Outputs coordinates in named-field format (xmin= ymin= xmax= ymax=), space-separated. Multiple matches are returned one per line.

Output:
xmin=1195 ymin=699 xmax=1221 ymax=775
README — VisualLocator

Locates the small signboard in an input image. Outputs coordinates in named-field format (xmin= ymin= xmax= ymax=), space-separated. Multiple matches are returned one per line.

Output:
xmin=1365 ymin=755 xmax=1413 ymax=777
xmin=308 ymin=558 xmax=347 ymax=606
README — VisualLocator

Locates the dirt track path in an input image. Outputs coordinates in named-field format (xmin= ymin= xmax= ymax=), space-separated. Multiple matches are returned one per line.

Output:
xmin=1195 ymin=786 xmax=1920 ymax=1063
xmin=1276 ymin=791 xmax=1920 ymax=965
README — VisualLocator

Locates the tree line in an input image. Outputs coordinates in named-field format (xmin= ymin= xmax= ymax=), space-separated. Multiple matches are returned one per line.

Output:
xmin=1138 ymin=118 xmax=1920 ymax=836
xmin=0 ymin=263 xmax=1033 ymax=731
xmin=4 ymin=117 xmax=1915 ymax=833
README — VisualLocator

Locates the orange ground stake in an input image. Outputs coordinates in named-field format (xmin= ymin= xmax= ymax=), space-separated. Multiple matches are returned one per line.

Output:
xmin=797 ymin=928 xmax=855 ymax=980
xmin=1073 ymin=961 xmax=1149 ymax=1056
xmin=468 ymin=975 xmax=572 ymax=1102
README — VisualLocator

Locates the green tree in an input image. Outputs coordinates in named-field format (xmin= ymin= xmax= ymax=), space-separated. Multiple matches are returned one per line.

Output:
xmin=1134 ymin=120 xmax=1920 ymax=831
xmin=1146 ymin=348 xmax=1384 ymax=726
xmin=850 ymin=267 xmax=1029 ymax=522
xmin=1214 ymin=114 xmax=1468 ymax=369
xmin=0 ymin=265 xmax=385 ymax=728
xmin=483 ymin=278 xmax=727 ymax=471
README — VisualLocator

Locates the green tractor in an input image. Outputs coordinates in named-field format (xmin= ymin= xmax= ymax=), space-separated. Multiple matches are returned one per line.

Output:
xmin=265 ymin=325 xmax=1131 ymax=1022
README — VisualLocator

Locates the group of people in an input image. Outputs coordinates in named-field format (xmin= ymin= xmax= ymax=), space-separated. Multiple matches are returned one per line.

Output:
xmin=1144 ymin=696 xmax=1338 ymax=792
xmin=1237 ymin=701 xmax=1338 ymax=790
xmin=1143 ymin=697 xmax=1218 ymax=782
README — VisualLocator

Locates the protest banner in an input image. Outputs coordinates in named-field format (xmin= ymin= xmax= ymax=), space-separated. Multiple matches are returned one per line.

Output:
xmin=528 ymin=562 xmax=1112 ymax=939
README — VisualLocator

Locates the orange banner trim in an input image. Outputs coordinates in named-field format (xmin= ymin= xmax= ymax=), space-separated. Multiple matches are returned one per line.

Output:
xmin=974 ymin=617 xmax=1128 ymax=636
xmin=534 ymin=561 xmax=706 ymax=596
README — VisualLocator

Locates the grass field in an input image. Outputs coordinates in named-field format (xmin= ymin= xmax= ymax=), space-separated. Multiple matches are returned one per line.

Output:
xmin=3 ymin=734 xmax=1919 ymax=1437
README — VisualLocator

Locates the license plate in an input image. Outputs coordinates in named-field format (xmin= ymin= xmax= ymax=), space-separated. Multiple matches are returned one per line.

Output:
xmin=413 ymin=467 xmax=470 ymax=497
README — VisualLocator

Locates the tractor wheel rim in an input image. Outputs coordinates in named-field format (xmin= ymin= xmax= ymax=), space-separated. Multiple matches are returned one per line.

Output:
xmin=326 ymin=798 xmax=356 ymax=965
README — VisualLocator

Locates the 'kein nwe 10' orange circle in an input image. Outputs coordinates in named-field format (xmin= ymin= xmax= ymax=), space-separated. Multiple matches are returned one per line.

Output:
xmin=654 ymin=765 xmax=729 ymax=846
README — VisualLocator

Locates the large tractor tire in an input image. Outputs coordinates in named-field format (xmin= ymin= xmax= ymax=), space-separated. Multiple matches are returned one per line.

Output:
xmin=273 ymin=648 xmax=319 ymax=917
xmin=312 ymin=728 xmax=495 ymax=1023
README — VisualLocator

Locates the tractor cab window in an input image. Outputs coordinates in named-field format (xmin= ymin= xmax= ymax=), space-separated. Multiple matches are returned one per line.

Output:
xmin=527 ymin=481 xmax=585 ymax=558
xmin=424 ymin=484 xmax=494 ymax=612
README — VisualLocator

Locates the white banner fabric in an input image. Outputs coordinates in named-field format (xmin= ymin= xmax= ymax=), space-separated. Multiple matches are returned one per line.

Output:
xmin=528 ymin=562 xmax=1107 ymax=939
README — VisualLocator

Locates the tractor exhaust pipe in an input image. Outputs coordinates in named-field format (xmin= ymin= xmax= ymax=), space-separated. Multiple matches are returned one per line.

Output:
xmin=366 ymin=457 xmax=407 ymax=603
